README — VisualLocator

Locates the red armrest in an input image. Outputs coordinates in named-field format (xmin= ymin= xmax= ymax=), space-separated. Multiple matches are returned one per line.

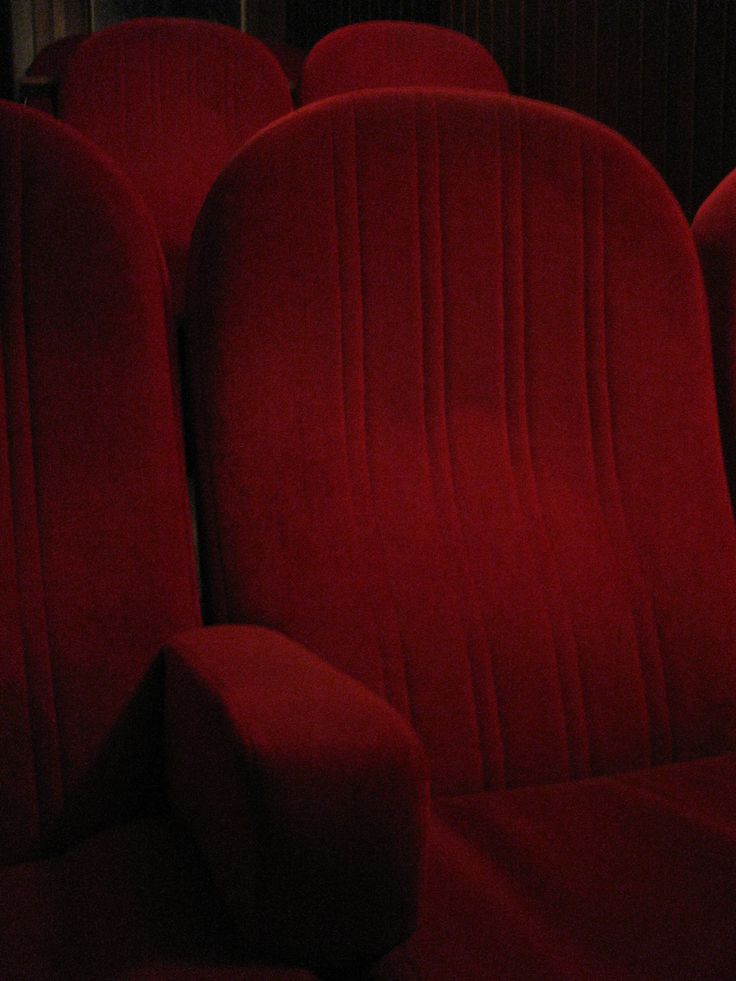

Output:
xmin=164 ymin=625 xmax=430 ymax=974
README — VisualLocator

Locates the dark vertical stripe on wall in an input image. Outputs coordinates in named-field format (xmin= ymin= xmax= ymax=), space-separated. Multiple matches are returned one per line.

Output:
xmin=574 ymin=1 xmax=597 ymax=121
xmin=616 ymin=1 xmax=643 ymax=150
xmin=666 ymin=0 xmax=697 ymax=214
xmin=724 ymin=1 xmax=736 ymax=192
xmin=693 ymin=0 xmax=729 ymax=212
xmin=286 ymin=0 xmax=735 ymax=217
xmin=595 ymin=0 xmax=619 ymax=132
xmin=640 ymin=1 xmax=670 ymax=181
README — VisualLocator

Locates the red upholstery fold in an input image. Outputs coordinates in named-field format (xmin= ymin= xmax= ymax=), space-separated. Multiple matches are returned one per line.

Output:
xmin=165 ymin=625 xmax=430 ymax=973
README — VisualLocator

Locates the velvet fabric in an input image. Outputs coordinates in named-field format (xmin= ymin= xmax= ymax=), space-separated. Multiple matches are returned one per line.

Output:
xmin=0 ymin=816 xmax=314 ymax=981
xmin=165 ymin=625 xmax=429 ymax=973
xmin=59 ymin=19 xmax=293 ymax=313
xmin=692 ymin=171 xmax=736 ymax=504
xmin=0 ymin=100 xmax=313 ymax=980
xmin=185 ymin=90 xmax=736 ymax=977
xmin=377 ymin=753 xmax=736 ymax=981
xmin=300 ymin=21 xmax=507 ymax=105
xmin=0 ymin=98 xmax=200 ymax=858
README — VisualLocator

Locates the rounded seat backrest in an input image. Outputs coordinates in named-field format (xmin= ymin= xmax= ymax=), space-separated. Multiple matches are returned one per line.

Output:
xmin=187 ymin=90 xmax=736 ymax=797
xmin=300 ymin=21 xmax=507 ymax=104
xmin=59 ymin=18 xmax=293 ymax=313
xmin=0 ymin=102 xmax=199 ymax=864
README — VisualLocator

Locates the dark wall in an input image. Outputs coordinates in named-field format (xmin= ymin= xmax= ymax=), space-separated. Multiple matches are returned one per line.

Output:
xmin=1 ymin=3 xmax=14 ymax=99
xmin=285 ymin=0 xmax=735 ymax=220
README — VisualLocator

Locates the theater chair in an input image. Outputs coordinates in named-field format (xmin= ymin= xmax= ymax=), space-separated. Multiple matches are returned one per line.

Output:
xmin=300 ymin=21 xmax=507 ymax=105
xmin=0 ymin=101 xmax=313 ymax=981
xmin=19 ymin=34 xmax=85 ymax=114
xmin=179 ymin=90 xmax=736 ymax=979
xmin=58 ymin=18 xmax=292 ymax=315
xmin=693 ymin=171 xmax=736 ymax=505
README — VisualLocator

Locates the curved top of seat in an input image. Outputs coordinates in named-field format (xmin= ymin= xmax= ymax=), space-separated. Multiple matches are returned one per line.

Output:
xmin=300 ymin=20 xmax=507 ymax=105
xmin=0 ymin=101 xmax=199 ymax=864
xmin=187 ymin=88 xmax=736 ymax=796
xmin=59 ymin=18 xmax=293 ymax=313
xmin=692 ymin=170 xmax=736 ymax=494
xmin=692 ymin=169 xmax=736 ymax=284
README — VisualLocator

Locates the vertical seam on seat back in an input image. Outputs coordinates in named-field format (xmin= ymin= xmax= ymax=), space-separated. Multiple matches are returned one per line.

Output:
xmin=598 ymin=147 xmax=675 ymax=764
xmin=348 ymin=100 xmax=418 ymax=725
xmin=330 ymin=111 xmax=393 ymax=710
xmin=421 ymin=97 xmax=506 ymax=789
xmin=579 ymin=136 xmax=655 ymax=767
xmin=505 ymin=102 xmax=589 ymax=780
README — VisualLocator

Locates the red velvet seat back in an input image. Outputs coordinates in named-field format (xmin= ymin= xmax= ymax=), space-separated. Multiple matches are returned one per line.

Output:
xmin=0 ymin=102 xmax=200 ymax=865
xmin=692 ymin=171 xmax=736 ymax=500
xmin=59 ymin=19 xmax=292 ymax=312
xmin=300 ymin=21 xmax=507 ymax=105
xmin=187 ymin=91 xmax=736 ymax=797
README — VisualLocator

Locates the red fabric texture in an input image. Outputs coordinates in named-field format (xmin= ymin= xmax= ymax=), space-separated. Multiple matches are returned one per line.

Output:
xmin=186 ymin=90 xmax=736 ymax=976
xmin=0 ymin=817 xmax=316 ymax=981
xmin=377 ymin=754 xmax=736 ymax=981
xmin=300 ymin=21 xmax=507 ymax=105
xmin=58 ymin=19 xmax=292 ymax=313
xmin=0 ymin=101 xmax=200 ymax=865
xmin=165 ymin=625 xmax=429 ymax=973
xmin=692 ymin=170 xmax=736 ymax=503
xmin=188 ymin=89 xmax=736 ymax=792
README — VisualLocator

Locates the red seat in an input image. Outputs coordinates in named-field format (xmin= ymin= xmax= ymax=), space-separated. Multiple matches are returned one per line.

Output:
xmin=692 ymin=171 xmax=736 ymax=503
xmin=20 ymin=34 xmax=85 ymax=114
xmin=58 ymin=18 xmax=293 ymax=315
xmin=300 ymin=20 xmax=507 ymax=105
xmin=179 ymin=90 xmax=736 ymax=978
xmin=0 ymin=100 xmax=312 ymax=981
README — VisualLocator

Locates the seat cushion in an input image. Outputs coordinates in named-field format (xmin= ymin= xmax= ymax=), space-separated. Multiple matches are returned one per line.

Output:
xmin=0 ymin=816 xmax=316 ymax=981
xmin=372 ymin=753 xmax=736 ymax=980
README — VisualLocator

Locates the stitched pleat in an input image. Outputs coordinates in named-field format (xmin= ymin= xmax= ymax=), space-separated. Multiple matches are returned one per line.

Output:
xmin=500 ymin=104 xmax=590 ymax=781
xmin=575 ymin=138 xmax=655 ymax=769
xmin=594 ymin=146 xmax=674 ymax=764
xmin=415 ymin=98 xmax=503 ymax=788
xmin=339 ymin=103 xmax=416 ymax=719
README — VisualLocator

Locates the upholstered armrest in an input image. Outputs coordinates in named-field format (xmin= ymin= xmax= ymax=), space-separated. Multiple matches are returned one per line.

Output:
xmin=163 ymin=625 xmax=430 ymax=974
